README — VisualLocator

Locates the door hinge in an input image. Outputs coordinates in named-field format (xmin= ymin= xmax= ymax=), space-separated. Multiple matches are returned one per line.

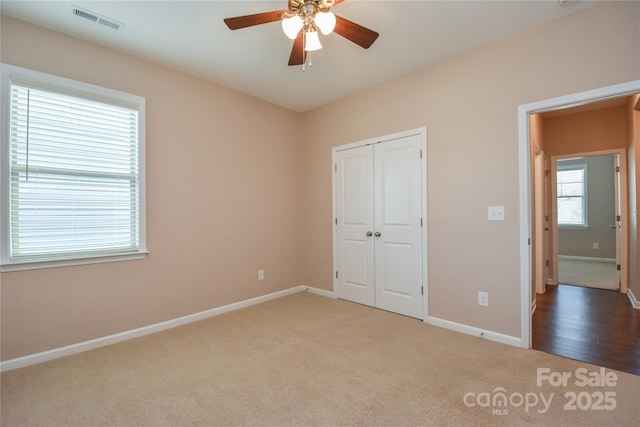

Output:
xmin=421 ymin=286 xmax=424 ymax=295
xmin=420 ymin=217 xmax=423 ymax=227
xmin=528 ymin=238 xmax=531 ymax=245
xmin=334 ymin=164 xmax=337 ymax=172
xmin=336 ymin=271 xmax=339 ymax=279
xmin=617 ymin=215 xmax=621 ymax=222
xmin=335 ymin=217 xmax=338 ymax=225
xmin=616 ymin=166 xmax=620 ymax=173
xmin=419 ymin=149 xmax=423 ymax=159
xmin=617 ymin=264 xmax=621 ymax=271
xmin=546 ymin=260 xmax=549 ymax=266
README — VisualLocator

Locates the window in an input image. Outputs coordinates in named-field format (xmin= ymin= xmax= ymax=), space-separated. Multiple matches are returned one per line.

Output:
xmin=556 ymin=163 xmax=587 ymax=227
xmin=1 ymin=64 xmax=146 ymax=271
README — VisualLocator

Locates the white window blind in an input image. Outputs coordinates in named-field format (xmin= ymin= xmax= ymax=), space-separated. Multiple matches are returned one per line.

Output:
xmin=557 ymin=164 xmax=587 ymax=227
xmin=1 ymin=64 xmax=146 ymax=269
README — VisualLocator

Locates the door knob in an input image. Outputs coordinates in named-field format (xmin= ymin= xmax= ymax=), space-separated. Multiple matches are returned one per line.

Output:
xmin=374 ymin=232 xmax=381 ymax=237
xmin=610 ymin=225 xmax=616 ymax=229
xmin=366 ymin=231 xmax=373 ymax=237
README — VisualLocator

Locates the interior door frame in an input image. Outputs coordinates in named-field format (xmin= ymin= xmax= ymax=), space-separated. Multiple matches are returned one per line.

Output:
xmin=550 ymin=150 xmax=627 ymax=293
xmin=533 ymin=149 xmax=547 ymax=295
xmin=331 ymin=127 xmax=428 ymax=319
xmin=518 ymin=80 xmax=640 ymax=349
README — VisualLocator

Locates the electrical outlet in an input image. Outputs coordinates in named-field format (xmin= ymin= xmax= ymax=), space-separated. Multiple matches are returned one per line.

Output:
xmin=258 ymin=270 xmax=264 ymax=281
xmin=593 ymin=243 xmax=599 ymax=249
xmin=478 ymin=292 xmax=489 ymax=307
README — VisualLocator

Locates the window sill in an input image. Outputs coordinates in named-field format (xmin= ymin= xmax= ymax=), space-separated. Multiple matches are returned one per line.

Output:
xmin=0 ymin=251 xmax=149 ymax=272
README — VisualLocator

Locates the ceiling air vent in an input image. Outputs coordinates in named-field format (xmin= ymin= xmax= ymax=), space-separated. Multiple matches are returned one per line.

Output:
xmin=71 ymin=5 xmax=124 ymax=31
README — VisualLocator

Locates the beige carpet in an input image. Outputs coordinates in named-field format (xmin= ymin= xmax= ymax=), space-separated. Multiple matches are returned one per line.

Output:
xmin=1 ymin=291 xmax=639 ymax=426
xmin=558 ymin=258 xmax=618 ymax=290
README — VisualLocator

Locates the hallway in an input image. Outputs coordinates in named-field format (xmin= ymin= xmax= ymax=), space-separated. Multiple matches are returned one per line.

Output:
xmin=532 ymin=284 xmax=640 ymax=375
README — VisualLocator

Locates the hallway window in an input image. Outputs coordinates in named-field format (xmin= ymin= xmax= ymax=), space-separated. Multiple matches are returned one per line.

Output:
xmin=557 ymin=163 xmax=587 ymax=227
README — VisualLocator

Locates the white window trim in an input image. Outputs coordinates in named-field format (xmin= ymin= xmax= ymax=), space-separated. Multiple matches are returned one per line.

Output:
xmin=0 ymin=63 xmax=147 ymax=272
xmin=557 ymin=162 xmax=588 ymax=229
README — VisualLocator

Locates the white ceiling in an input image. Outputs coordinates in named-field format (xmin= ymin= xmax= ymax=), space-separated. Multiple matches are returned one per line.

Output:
xmin=1 ymin=1 xmax=602 ymax=112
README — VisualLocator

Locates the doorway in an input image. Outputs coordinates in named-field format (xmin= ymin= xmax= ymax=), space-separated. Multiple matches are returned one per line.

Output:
xmin=553 ymin=153 xmax=621 ymax=291
xmin=530 ymin=113 xmax=636 ymax=371
xmin=517 ymin=80 xmax=640 ymax=349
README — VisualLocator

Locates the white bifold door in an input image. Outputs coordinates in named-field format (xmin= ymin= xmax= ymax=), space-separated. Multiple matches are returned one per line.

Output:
xmin=334 ymin=132 xmax=424 ymax=319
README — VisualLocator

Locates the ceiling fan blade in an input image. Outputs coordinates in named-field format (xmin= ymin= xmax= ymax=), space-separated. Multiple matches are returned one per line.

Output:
xmin=333 ymin=15 xmax=379 ymax=49
xmin=288 ymin=32 xmax=306 ymax=66
xmin=224 ymin=10 xmax=285 ymax=30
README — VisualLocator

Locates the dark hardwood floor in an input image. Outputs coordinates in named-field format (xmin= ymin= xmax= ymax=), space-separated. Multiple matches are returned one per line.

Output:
xmin=532 ymin=284 xmax=640 ymax=376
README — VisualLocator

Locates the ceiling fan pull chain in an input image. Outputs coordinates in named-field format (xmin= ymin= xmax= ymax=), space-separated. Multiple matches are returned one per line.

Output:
xmin=303 ymin=52 xmax=312 ymax=72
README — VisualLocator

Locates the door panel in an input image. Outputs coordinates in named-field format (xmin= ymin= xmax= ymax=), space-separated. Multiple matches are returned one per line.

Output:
xmin=343 ymin=154 xmax=369 ymax=224
xmin=335 ymin=146 xmax=375 ymax=306
xmin=381 ymin=147 xmax=412 ymax=225
xmin=380 ymin=242 xmax=413 ymax=296
xmin=343 ymin=240 xmax=368 ymax=287
xmin=374 ymin=135 xmax=423 ymax=318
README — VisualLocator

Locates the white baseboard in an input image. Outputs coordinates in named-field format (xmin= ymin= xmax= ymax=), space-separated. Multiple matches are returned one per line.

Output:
xmin=1 ymin=285 xmax=331 ymax=373
xmin=0 ymin=285 xmax=527 ymax=372
xmin=558 ymin=255 xmax=616 ymax=263
xmin=426 ymin=315 xmax=522 ymax=348
xmin=628 ymin=288 xmax=640 ymax=309
xmin=302 ymin=286 xmax=336 ymax=299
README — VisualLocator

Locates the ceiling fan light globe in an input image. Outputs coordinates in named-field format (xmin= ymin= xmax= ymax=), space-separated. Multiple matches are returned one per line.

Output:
xmin=304 ymin=31 xmax=322 ymax=51
xmin=282 ymin=15 xmax=303 ymax=39
xmin=315 ymin=11 xmax=336 ymax=35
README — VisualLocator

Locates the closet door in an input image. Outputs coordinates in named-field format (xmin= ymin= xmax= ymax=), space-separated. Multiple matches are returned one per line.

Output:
xmin=334 ymin=132 xmax=424 ymax=319
xmin=374 ymin=134 xmax=423 ymax=319
xmin=335 ymin=145 xmax=375 ymax=307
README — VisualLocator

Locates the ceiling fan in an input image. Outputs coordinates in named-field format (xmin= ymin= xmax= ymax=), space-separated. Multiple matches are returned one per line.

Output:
xmin=224 ymin=0 xmax=379 ymax=66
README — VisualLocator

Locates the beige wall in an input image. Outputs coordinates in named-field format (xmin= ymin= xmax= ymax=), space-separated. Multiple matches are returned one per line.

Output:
xmin=544 ymin=105 xmax=629 ymax=157
xmin=1 ymin=1 xmax=639 ymax=360
xmin=299 ymin=1 xmax=639 ymax=337
xmin=1 ymin=16 xmax=304 ymax=360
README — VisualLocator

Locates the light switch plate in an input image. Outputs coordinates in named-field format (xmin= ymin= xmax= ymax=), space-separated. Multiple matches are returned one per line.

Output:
xmin=488 ymin=206 xmax=505 ymax=221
